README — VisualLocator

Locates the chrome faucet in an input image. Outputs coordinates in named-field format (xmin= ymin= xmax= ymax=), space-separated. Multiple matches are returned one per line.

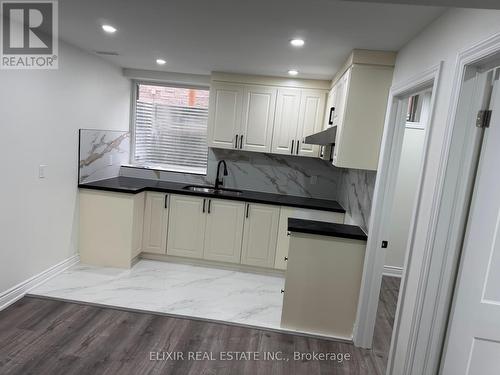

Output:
xmin=214 ymin=160 xmax=228 ymax=190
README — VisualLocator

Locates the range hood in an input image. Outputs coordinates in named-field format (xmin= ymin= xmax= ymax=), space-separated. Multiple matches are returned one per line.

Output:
xmin=304 ymin=126 xmax=337 ymax=145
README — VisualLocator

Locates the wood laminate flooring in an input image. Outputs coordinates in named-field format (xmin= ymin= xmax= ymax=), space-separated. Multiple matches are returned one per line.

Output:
xmin=0 ymin=276 xmax=400 ymax=375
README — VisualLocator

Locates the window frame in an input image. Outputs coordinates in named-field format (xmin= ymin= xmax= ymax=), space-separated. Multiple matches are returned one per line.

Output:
xmin=129 ymin=80 xmax=211 ymax=175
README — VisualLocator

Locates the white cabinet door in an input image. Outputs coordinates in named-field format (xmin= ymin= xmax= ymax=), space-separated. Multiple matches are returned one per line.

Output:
xmin=142 ymin=192 xmax=169 ymax=254
xmin=241 ymin=203 xmax=280 ymax=268
xmin=271 ymin=88 xmax=301 ymax=155
xmin=167 ymin=194 xmax=206 ymax=259
xmin=323 ymin=86 xmax=336 ymax=131
xmin=240 ymin=85 xmax=277 ymax=153
xmin=332 ymin=69 xmax=350 ymax=163
xmin=208 ymin=82 xmax=243 ymax=150
xmin=274 ymin=206 xmax=345 ymax=270
xmin=203 ymin=198 xmax=245 ymax=264
xmin=296 ymin=89 xmax=326 ymax=157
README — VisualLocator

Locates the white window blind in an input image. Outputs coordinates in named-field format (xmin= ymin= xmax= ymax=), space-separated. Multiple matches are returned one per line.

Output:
xmin=133 ymin=83 xmax=210 ymax=174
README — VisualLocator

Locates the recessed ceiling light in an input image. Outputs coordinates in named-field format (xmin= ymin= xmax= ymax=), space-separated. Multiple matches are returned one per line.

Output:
xmin=288 ymin=69 xmax=299 ymax=76
xmin=101 ymin=24 xmax=117 ymax=34
xmin=290 ymin=39 xmax=305 ymax=47
xmin=156 ymin=58 xmax=167 ymax=65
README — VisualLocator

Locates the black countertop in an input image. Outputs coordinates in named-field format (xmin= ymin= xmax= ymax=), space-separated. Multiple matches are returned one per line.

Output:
xmin=288 ymin=218 xmax=367 ymax=241
xmin=78 ymin=177 xmax=346 ymax=213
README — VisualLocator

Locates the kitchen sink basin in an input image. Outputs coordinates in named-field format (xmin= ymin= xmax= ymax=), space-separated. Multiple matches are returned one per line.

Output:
xmin=182 ymin=185 xmax=243 ymax=196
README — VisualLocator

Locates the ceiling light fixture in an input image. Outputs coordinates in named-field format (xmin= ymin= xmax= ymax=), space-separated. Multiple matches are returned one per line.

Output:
xmin=102 ymin=24 xmax=117 ymax=34
xmin=288 ymin=69 xmax=299 ymax=76
xmin=290 ymin=39 xmax=305 ymax=47
xmin=156 ymin=58 xmax=167 ymax=65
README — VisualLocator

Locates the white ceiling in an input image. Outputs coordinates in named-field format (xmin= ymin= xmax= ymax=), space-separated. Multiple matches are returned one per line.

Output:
xmin=59 ymin=0 xmax=445 ymax=80
xmin=341 ymin=0 xmax=500 ymax=9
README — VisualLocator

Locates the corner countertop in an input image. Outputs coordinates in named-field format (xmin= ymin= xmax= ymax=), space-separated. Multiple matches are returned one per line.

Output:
xmin=288 ymin=218 xmax=367 ymax=241
xmin=78 ymin=177 xmax=346 ymax=213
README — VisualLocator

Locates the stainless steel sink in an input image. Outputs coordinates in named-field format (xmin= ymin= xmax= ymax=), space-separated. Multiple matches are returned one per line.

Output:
xmin=183 ymin=185 xmax=243 ymax=196
xmin=183 ymin=185 xmax=216 ymax=194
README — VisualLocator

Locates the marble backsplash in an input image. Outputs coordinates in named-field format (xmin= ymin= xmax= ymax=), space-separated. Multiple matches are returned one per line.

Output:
xmin=336 ymin=168 xmax=377 ymax=232
xmin=79 ymin=129 xmax=130 ymax=184
xmin=121 ymin=148 xmax=343 ymax=200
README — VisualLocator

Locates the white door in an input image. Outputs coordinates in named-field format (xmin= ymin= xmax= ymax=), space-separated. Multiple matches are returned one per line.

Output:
xmin=296 ymin=89 xmax=326 ymax=157
xmin=207 ymin=82 xmax=243 ymax=150
xmin=240 ymin=85 xmax=277 ymax=152
xmin=441 ymin=79 xmax=500 ymax=375
xmin=203 ymin=198 xmax=245 ymax=264
xmin=166 ymin=194 xmax=206 ymax=259
xmin=271 ymin=88 xmax=301 ymax=155
xmin=241 ymin=203 xmax=280 ymax=268
xmin=142 ymin=192 xmax=169 ymax=254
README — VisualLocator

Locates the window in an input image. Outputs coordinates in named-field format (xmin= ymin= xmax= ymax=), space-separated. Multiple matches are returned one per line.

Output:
xmin=132 ymin=82 xmax=210 ymax=174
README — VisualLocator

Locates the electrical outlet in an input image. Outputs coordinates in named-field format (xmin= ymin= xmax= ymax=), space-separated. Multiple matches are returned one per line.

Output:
xmin=310 ymin=175 xmax=318 ymax=185
xmin=39 ymin=165 xmax=47 ymax=179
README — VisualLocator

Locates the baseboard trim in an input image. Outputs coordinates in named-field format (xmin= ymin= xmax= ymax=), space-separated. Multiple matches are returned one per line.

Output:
xmin=383 ymin=265 xmax=403 ymax=278
xmin=0 ymin=254 xmax=80 ymax=311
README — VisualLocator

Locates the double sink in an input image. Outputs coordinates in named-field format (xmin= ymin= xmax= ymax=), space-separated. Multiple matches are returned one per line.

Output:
xmin=183 ymin=185 xmax=243 ymax=196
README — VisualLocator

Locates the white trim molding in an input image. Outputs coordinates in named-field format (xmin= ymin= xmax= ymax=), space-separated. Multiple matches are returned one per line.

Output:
xmin=353 ymin=62 xmax=442 ymax=351
xmin=0 ymin=254 xmax=80 ymax=311
xmin=383 ymin=265 xmax=403 ymax=278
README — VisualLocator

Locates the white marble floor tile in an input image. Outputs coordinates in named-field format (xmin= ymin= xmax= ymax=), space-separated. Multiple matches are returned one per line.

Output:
xmin=29 ymin=260 xmax=285 ymax=330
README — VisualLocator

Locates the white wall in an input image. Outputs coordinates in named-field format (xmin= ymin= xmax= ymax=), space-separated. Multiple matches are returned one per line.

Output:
xmin=0 ymin=41 xmax=130 ymax=294
xmin=385 ymin=126 xmax=425 ymax=270
xmin=389 ymin=8 xmax=500 ymax=375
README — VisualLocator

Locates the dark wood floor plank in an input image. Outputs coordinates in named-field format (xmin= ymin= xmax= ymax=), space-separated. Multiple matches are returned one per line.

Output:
xmin=0 ymin=276 xmax=399 ymax=375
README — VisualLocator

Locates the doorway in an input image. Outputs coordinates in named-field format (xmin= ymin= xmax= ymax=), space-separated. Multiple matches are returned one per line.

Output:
xmin=354 ymin=65 xmax=440 ymax=357
xmin=370 ymin=89 xmax=433 ymax=373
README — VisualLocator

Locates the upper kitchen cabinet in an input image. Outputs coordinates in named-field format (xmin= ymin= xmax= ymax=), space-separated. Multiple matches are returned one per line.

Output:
xmin=296 ymin=89 xmax=326 ymax=157
xmin=328 ymin=50 xmax=396 ymax=170
xmin=207 ymin=82 xmax=244 ymax=150
xmin=208 ymin=73 xmax=329 ymax=156
xmin=272 ymin=88 xmax=325 ymax=157
xmin=240 ymin=85 xmax=277 ymax=152
xmin=272 ymin=88 xmax=301 ymax=154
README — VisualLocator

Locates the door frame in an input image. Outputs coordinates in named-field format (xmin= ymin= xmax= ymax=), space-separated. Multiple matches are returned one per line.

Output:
xmin=354 ymin=63 xmax=442 ymax=351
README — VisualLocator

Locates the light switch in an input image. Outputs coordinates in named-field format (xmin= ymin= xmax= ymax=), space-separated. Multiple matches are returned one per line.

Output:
xmin=108 ymin=155 xmax=113 ymax=166
xmin=39 ymin=164 xmax=47 ymax=179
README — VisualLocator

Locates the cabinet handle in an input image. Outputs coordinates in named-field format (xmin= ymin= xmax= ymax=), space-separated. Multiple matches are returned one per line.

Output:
xmin=164 ymin=194 xmax=168 ymax=209
xmin=328 ymin=107 xmax=335 ymax=125
xmin=280 ymin=289 xmax=285 ymax=294
xmin=234 ymin=134 xmax=238 ymax=149
xmin=208 ymin=199 xmax=212 ymax=214
xmin=202 ymin=199 xmax=206 ymax=213
xmin=291 ymin=140 xmax=294 ymax=154
xmin=246 ymin=203 xmax=250 ymax=218
xmin=296 ymin=140 xmax=300 ymax=155
xmin=284 ymin=256 xmax=288 ymax=261
xmin=239 ymin=135 xmax=244 ymax=149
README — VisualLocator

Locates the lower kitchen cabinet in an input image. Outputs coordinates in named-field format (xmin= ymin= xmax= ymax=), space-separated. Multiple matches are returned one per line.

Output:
xmin=274 ymin=207 xmax=345 ymax=270
xmin=280 ymin=232 xmax=366 ymax=339
xmin=166 ymin=194 xmax=206 ymax=259
xmin=79 ymin=189 xmax=145 ymax=268
xmin=203 ymin=198 xmax=246 ymax=263
xmin=142 ymin=192 xmax=169 ymax=254
xmin=241 ymin=203 xmax=280 ymax=268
